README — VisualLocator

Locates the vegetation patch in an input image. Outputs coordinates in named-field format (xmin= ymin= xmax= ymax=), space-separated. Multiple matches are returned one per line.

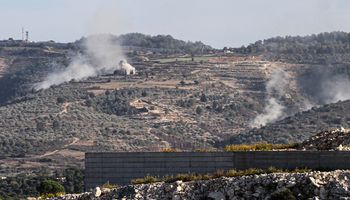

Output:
xmin=224 ymin=142 xmax=298 ymax=151
xmin=131 ymin=167 xmax=311 ymax=184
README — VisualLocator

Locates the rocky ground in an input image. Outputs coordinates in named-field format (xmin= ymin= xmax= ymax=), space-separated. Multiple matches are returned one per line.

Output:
xmin=300 ymin=127 xmax=350 ymax=150
xmin=50 ymin=170 xmax=350 ymax=200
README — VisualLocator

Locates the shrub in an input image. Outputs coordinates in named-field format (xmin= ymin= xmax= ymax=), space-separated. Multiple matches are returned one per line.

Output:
xmin=195 ymin=106 xmax=203 ymax=115
xmin=164 ymin=173 xmax=212 ymax=183
xmin=40 ymin=192 xmax=65 ymax=199
xmin=224 ymin=142 xmax=298 ymax=151
xmin=161 ymin=148 xmax=181 ymax=152
xmin=101 ymin=182 xmax=118 ymax=189
xmin=85 ymin=99 xmax=93 ymax=107
xmin=131 ymin=176 xmax=160 ymax=184
xmin=38 ymin=180 xmax=65 ymax=195
xmin=132 ymin=167 xmax=311 ymax=184
xmin=56 ymin=97 xmax=65 ymax=104
xmin=200 ymin=93 xmax=207 ymax=102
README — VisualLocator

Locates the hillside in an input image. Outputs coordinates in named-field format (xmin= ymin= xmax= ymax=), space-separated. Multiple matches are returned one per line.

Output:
xmin=225 ymin=100 xmax=350 ymax=145
xmin=0 ymin=42 xmax=71 ymax=105
xmin=75 ymin=33 xmax=213 ymax=55
xmin=233 ymin=31 xmax=350 ymax=64
xmin=0 ymin=36 xmax=268 ymax=177
xmin=1 ymin=32 xmax=350 ymax=198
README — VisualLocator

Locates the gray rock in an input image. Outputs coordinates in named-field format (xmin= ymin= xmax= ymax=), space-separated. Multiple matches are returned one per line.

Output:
xmin=208 ymin=192 xmax=225 ymax=200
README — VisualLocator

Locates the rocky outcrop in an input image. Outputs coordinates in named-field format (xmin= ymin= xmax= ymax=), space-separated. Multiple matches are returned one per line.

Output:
xmin=51 ymin=170 xmax=350 ymax=200
xmin=300 ymin=127 xmax=350 ymax=150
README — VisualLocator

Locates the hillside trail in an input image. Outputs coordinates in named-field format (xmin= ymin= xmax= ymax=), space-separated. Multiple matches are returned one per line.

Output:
xmin=35 ymin=137 xmax=79 ymax=158
xmin=57 ymin=102 xmax=71 ymax=116
xmin=57 ymin=100 xmax=84 ymax=116
xmin=60 ymin=102 xmax=71 ymax=114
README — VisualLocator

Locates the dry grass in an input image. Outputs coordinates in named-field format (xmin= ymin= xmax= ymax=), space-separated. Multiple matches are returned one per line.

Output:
xmin=224 ymin=142 xmax=298 ymax=151
xmin=131 ymin=167 xmax=311 ymax=184
xmin=161 ymin=148 xmax=181 ymax=152
xmin=131 ymin=175 xmax=161 ymax=184
xmin=101 ymin=181 xmax=119 ymax=189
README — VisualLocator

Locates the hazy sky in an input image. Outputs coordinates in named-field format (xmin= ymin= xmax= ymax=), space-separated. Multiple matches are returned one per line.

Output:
xmin=0 ymin=0 xmax=350 ymax=48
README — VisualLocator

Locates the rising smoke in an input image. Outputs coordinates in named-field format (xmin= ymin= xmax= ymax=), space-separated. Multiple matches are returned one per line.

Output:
xmin=34 ymin=35 xmax=124 ymax=90
xmin=34 ymin=2 xmax=125 ymax=90
xmin=250 ymin=68 xmax=291 ymax=127
xmin=298 ymin=65 xmax=350 ymax=105
xmin=251 ymin=65 xmax=350 ymax=128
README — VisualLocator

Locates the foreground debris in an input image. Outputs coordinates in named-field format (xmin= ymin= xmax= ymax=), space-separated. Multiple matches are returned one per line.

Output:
xmin=300 ymin=127 xmax=350 ymax=150
xmin=51 ymin=170 xmax=350 ymax=200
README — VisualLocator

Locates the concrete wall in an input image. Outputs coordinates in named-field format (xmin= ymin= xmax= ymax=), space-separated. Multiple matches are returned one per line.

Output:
xmin=85 ymin=151 xmax=350 ymax=190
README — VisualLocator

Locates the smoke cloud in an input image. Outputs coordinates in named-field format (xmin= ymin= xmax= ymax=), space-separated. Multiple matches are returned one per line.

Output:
xmin=35 ymin=35 xmax=124 ymax=90
xmin=322 ymin=75 xmax=350 ymax=103
xmin=251 ymin=65 xmax=350 ymax=128
xmin=250 ymin=68 xmax=290 ymax=127
xmin=34 ymin=2 xmax=125 ymax=90
xmin=298 ymin=66 xmax=350 ymax=105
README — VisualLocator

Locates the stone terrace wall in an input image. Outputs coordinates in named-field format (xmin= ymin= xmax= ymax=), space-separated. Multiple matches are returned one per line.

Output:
xmin=85 ymin=151 xmax=350 ymax=190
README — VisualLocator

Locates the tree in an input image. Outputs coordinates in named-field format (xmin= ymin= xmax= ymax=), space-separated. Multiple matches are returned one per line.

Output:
xmin=56 ymin=97 xmax=65 ymax=104
xmin=85 ymin=99 xmax=93 ymax=107
xmin=196 ymin=106 xmax=203 ymax=115
xmin=200 ymin=94 xmax=207 ymax=102
xmin=38 ymin=180 xmax=65 ymax=195
xmin=52 ymin=120 xmax=60 ymax=130
xmin=36 ymin=121 xmax=46 ymax=132
xmin=180 ymin=80 xmax=185 ymax=86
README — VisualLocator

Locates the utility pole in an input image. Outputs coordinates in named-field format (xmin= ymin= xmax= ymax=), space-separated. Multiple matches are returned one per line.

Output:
xmin=25 ymin=31 xmax=29 ymax=42
xmin=21 ymin=27 xmax=24 ymax=41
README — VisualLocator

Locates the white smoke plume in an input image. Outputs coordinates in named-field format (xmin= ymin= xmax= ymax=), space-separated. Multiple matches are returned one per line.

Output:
xmin=34 ymin=2 xmax=125 ymax=90
xmin=298 ymin=66 xmax=350 ymax=105
xmin=319 ymin=74 xmax=350 ymax=103
xmin=250 ymin=68 xmax=290 ymax=127
xmin=34 ymin=35 xmax=124 ymax=90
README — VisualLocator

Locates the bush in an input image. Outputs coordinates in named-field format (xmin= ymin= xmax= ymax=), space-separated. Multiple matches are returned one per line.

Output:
xmin=224 ymin=142 xmax=298 ymax=151
xmin=132 ymin=167 xmax=310 ymax=184
xmin=141 ymin=90 xmax=147 ymax=97
xmin=195 ymin=106 xmax=203 ymax=115
xmin=180 ymin=80 xmax=185 ymax=86
xmin=200 ymin=93 xmax=207 ymax=102
xmin=38 ymin=180 xmax=65 ymax=195
xmin=270 ymin=188 xmax=296 ymax=200
xmin=131 ymin=176 xmax=160 ymax=184
xmin=101 ymin=182 xmax=118 ymax=189
xmin=161 ymin=148 xmax=180 ymax=152
xmin=56 ymin=97 xmax=65 ymax=104
xmin=40 ymin=192 xmax=65 ymax=199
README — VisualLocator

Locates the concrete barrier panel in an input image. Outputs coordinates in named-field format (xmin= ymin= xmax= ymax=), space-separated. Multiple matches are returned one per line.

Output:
xmin=85 ymin=151 xmax=350 ymax=190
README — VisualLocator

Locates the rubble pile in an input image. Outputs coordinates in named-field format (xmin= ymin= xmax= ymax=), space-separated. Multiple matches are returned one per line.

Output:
xmin=51 ymin=170 xmax=350 ymax=200
xmin=300 ymin=127 xmax=350 ymax=150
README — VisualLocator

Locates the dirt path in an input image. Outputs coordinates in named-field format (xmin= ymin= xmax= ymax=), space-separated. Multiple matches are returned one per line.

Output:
xmin=58 ymin=102 xmax=71 ymax=115
xmin=35 ymin=137 xmax=79 ymax=158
